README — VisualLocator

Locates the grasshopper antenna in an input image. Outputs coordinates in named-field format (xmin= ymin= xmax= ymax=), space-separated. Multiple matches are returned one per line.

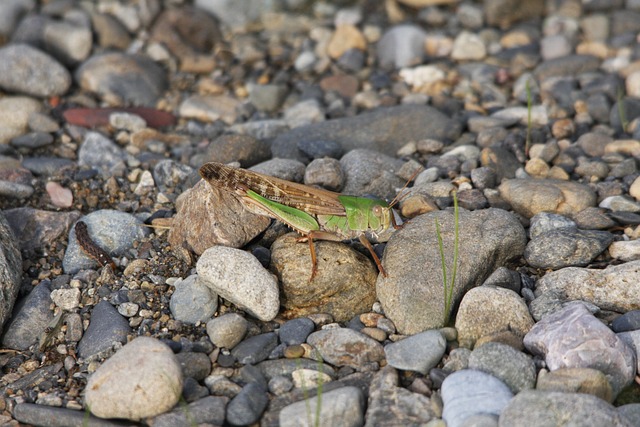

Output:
xmin=387 ymin=167 xmax=422 ymax=209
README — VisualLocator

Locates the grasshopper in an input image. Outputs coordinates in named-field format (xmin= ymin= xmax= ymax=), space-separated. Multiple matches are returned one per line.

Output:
xmin=199 ymin=162 xmax=409 ymax=279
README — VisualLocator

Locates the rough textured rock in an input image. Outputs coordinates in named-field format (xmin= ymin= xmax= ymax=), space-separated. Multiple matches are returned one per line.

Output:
xmin=534 ymin=261 xmax=640 ymax=313
xmin=168 ymin=179 xmax=270 ymax=255
xmin=272 ymin=233 xmax=378 ymax=322
xmin=377 ymin=208 xmax=526 ymax=334
xmin=499 ymin=390 xmax=633 ymax=427
xmin=364 ymin=365 xmax=437 ymax=426
xmin=455 ymin=286 xmax=535 ymax=349
xmin=0 ymin=212 xmax=22 ymax=330
xmin=524 ymin=302 xmax=636 ymax=397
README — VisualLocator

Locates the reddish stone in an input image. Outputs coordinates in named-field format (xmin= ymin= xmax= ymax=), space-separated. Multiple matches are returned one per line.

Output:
xmin=63 ymin=107 xmax=176 ymax=129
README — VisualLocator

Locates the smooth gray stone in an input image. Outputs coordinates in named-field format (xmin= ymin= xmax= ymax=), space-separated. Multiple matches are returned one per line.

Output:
xmin=271 ymin=105 xmax=461 ymax=162
xmin=77 ymin=300 xmax=131 ymax=359
xmin=442 ymin=369 xmax=513 ymax=427
xmin=1 ymin=281 xmax=52 ymax=350
xmin=13 ymin=403 xmax=136 ymax=427
xmin=226 ymin=382 xmax=269 ymax=426
xmin=384 ymin=330 xmax=446 ymax=374
xmin=279 ymin=317 xmax=315 ymax=346
xmin=149 ymin=396 xmax=227 ymax=427
xmin=231 ymin=332 xmax=278 ymax=365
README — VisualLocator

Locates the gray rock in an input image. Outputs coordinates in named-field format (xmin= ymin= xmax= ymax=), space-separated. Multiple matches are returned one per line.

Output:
xmin=534 ymin=54 xmax=601 ymax=81
xmin=524 ymin=302 xmax=636 ymax=397
xmin=152 ymin=159 xmax=194 ymax=194
xmin=226 ymin=382 xmax=269 ymax=426
xmin=231 ymin=332 xmax=278 ymax=365
xmin=340 ymin=149 xmax=405 ymax=201
xmin=13 ymin=403 xmax=134 ymax=427
xmin=468 ymin=342 xmax=536 ymax=393
xmin=21 ymin=157 xmax=75 ymax=176
xmin=536 ymin=367 xmax=613 ymax=403
xmin=206 ymin=313 xmax=248 ymax=349
xmin=0 ymin=212 xmax=22 ymax=329
xmin=175 ymin=352 xmax=211 ymax=381
xmin=376 ymin=25 xmax=427 ymax=69
xmin=279 ymin=317 xmax=315 ymax=346
xmin=0 ymin=180 xmax=34 ymax=199
xmin=77 ymin=301 xmax=131 ymax=360
xmin=62 ymin=210 xmax=148 ymax=274
xmin=85 ymin=337 xmax=183 ymax=421
xmin=179 ymin=94 xmax=241 ymax=124
xmin=612 ymin=310 xmax=640 ymax=332
xmin=619 ymin=403 xmax=640 ymax=426
xmin=297 ymin=139 xmax=343 ymax=160
xmin=455 ymin=286 xmax=534 ymax=349
xmin=168 ymin=179 xmax=270 ymax=255
xmin=77 ymin=132 xmax=126 ymax=178
xmin=479 ymin=146 xmax=521 ymax=182
xmin=279 ymin=386 xmax=365 ymax=427
xmin=196 ymin=246 xmax=279 ymax=322
xmin=257 ymin=358 xmax=335 ymax=381
xmin=442 ymin=369 xmax=513 ymax=427
xmin=75 ymin=52 xmax=168 ymax=106
xmin=169 ymin=274 xmax=218 ymax=325
xmin=534 ymin=261 xmax=640 ymax=314
xmin=364 ymin=365 xmax=436 ymax=427
xmin=1 ymin=281 xmax=52 ymax=350
xmin=0 ymin=0 xmax=34 ymax=40
xmin=304 ymin=157 xmax=345 ymax=192
xmin=271 ymin=105 xmax=461 ymax=162
xmin=0 ymin=96 xmax=42 ymax=144
xmin=284 ymin=99 xmax=325 ymax=129
xmin=204 ymin=134 xmax=271 ymax=168
xmin=272 ymin=234 xmax=377 ymax=323
xmin=572 ymin=207 xmax=616 ymax=230
xmin=498 ymin=390 xmax=633 ymax=427
xmin=600 ymin=195 xmax=640 ymax=212
xmin=528 ymin=212 xmax=576 ymax=238
xmin=249 ymin=83 xmax=288 ymax=112
xmin=307 ymin=328 xmax=384 ymax=368
xmin=148 ymin=396 xmax=227 ymax=427
xmin=524 ymin=228 xmax=614 ymax=269
xmin=0 ymin=43 xmax=71 ymax=97
xmin=482 ymin=267 xmax=521 ymax=294
xmin=384 ymin=330 xmax=446 ymax=374
xmin=194 ymin=0 xmax=275 ymax=30
xmin=249 ymin=158 xmax=306 ymax=182
xmin=499 ymin=178 xmax=597 ymax=218
xmin=378 ymin=208 xmax=526 ymax=334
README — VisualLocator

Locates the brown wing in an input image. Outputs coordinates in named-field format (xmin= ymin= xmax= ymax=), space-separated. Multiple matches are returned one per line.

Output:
xmin=199 ymin=162 xmax=347 ymax=216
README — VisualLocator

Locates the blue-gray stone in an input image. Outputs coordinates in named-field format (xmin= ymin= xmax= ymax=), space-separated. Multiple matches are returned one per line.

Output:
xmin=279 ymin=317 xmax=315 ymax=346
xmin=1 ymin=281 xmax=52 ymax=350
xmin=77 ymin=301 xmax=131 ymax=359
xmin=231 ymin=332 xmax=278 ymax=365
xmin=226 ymin=382 xmax=269 ymax=426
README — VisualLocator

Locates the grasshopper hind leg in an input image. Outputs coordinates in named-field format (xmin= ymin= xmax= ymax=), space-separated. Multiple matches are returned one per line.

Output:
xmin=297 ymin=231 xmax=343 ymax=281
xmin=297 ymin=231 xmax=387 ymax=279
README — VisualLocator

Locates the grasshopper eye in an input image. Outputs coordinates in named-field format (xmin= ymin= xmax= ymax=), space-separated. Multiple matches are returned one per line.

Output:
xmin=372 ymin=205 xmax=383 ymax=217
